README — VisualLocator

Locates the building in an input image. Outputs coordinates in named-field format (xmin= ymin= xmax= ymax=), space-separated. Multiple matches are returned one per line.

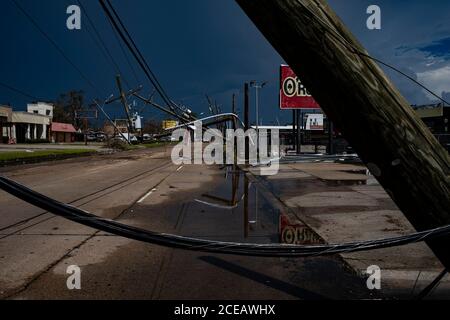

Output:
xmin=1 ymin=102 xmax=80 ymax=144
xmin=413 ymin=104 xmax=449 ymax=152
xmin=162 ymin=120 xmax=179 ymax=130
xmin=0 ymin=106 xmax=13 ymax=144
xmin=27 ymin=102 xmax=54 ymax=118
xmin=413 ymin=104 xmax=449 ymax=134
xmin=51 ymin=122 xmax=77 ymax=143
xmin=114 ymin=119 xmax=129 ymax=134
xmin=11 ymin=111 xmax=51 ymax=143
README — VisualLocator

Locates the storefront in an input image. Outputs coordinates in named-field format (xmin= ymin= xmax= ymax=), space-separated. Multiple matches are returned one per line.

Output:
xmin=51 ymin=122 xmax=77 ymax=143
xmin=11 ymin=112 xmax=51 ymax=143
xmin=0 ymin=106 xmax=13 ymax=144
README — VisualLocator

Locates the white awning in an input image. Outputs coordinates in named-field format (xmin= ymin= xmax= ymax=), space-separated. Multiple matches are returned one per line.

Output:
xmin=12 ymin=112 xmax=51 ymax=125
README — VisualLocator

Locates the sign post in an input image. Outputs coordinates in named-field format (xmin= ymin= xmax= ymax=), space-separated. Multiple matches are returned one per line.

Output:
xmin=280 ymin=65 xmax=321 ymax=154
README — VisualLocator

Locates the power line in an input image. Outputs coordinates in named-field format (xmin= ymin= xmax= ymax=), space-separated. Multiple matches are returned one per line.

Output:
xmin=11 ymin=0 xmax=99 ymax=93
xmin=0 ymin=81 xmax=40 ymax=101
xmin=104 ymin=0 xmax=173 ymax=105
xmin=416 ymin=269 xmax=448 ymax=300
xmin=3 ymin=174 xmax=450 ymax=258
xmin=298 ymin=0 xmax=450 ymax=106
xmin=103 ymin=8 xmax=142 ymax=88
xmin=98 ymin=0 xmax=182 ymax=117
xmin=76 ymin=0 xmax=132 ymax=88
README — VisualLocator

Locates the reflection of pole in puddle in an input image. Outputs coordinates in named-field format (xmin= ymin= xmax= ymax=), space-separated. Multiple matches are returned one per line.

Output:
xmin=249 ymin=187 xmax=258 ymax=227
xmin=231 ymin=166 xmax=240 ymax=206
xmin=244 ymin=174 xmax=249 ymax=238
xmin=196 ymin=166 xmax=242 ymax=209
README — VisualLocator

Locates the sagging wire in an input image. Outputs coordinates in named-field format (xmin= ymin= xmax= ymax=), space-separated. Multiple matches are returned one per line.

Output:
xmin=298 ymin=0 xmax=450 ymax=106
xmin=2 ymin=176 xmax=450 ymax=258
xmin=416 ymin=269 xmax=448 ymax=300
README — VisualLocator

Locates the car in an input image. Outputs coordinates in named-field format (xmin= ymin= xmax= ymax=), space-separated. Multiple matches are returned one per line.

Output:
xmin=86 ymin=133 xmax=97 ymax=142
xmin=159 ymin=135 xmax=177 ymax=142
xmin=114 ymin=133 xmax=139 ymax=144
xmin=142 ymin=134 xmax=154 ymax=142
xmin=96 ymin=132 xmax=106 ymax=142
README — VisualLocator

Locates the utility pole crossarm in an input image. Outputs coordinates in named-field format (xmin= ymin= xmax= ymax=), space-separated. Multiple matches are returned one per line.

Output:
xmin=115 ymin=75 xmax=134 ymax=133
xmin=236 ymin=0 xmax=450 ymax=267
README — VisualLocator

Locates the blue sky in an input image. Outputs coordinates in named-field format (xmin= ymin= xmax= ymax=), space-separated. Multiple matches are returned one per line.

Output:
xmin=0 ymin=0 xmax=449 ymax=125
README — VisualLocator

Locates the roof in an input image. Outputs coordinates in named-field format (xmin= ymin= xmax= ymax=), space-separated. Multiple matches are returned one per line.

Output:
xmin=0 ymin=106 xmax=13 ymax=122
xmin=51 ymin=122 xmax=77 ymax=133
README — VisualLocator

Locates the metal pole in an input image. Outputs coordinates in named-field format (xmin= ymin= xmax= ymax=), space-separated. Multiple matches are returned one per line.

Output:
xmin=328 ymin=118 xmax=334 ymax=155
xmin=297 ymin=110 xmax=302 ymax=154
xmin=232 ymin=93 xmax=237 ymax=167
xmin=244 ymin=83 xmax=250 ymax=164
xmin=232 ymin=93 xmax=236 ymax=115
xmin=292 ymin=109 xmax=296 ymax=152
xmin=244 ymin=175 xmax=249 ymax=238
xmin=255 ymin=85 xmax=259 ymax=151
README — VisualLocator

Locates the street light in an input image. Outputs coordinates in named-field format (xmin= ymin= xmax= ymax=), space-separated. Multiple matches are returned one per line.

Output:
xmin=250 ymin=81 xmax=268 ymax=153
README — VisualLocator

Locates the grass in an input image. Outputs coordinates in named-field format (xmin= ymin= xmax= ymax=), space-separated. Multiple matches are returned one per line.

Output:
xmin=0 ymin=149 xmax=94 ymax=162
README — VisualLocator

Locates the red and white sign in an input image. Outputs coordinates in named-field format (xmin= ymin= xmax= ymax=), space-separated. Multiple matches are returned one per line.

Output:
xmin=305 ymin=114 xmax=324 ymax=131
xmin=279 ymin=65 xmax=320 ymax=110
xmin=279 ymin=214 xmax=321 ymax=245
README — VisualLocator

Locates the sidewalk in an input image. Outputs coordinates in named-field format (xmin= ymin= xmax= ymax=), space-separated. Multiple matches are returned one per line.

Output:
xmin=0 ymin=143 xmax=105 ymax=152
xmin=248 ymin=162 xmax=450 ymax=299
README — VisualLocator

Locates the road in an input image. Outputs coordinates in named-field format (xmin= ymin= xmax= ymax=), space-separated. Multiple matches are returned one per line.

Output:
xmin=0 ymin=146 xmax=375 ymax=299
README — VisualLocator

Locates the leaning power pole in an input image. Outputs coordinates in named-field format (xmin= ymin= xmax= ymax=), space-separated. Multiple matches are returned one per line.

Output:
xmin=115 ymin=75 xmax=134 ymax=134
xmin=236 ymin=0 xmax=450 ymax=267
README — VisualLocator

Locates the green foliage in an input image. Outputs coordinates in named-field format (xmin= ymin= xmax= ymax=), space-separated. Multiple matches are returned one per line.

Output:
xmin=0 ymin=149 xmax=93 ymax=162
xmin=53 ymin=90 xmax=85 ymax=128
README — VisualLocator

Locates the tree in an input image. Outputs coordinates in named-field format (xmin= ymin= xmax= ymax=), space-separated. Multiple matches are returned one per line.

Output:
xmin=142 ymin=119 xmax=162 ymax=134
xmin=53 ymin=90 xmax=85 ymax=128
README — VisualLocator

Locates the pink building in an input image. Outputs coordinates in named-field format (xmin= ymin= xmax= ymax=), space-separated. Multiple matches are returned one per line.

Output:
xmin=51 ymin=122 xmax=77 ymax=143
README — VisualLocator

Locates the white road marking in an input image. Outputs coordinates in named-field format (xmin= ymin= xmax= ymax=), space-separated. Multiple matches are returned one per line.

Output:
xmin=137 ymin=188 xmax=157 ymax=204
xmin=137 ymin=166 xmax=182 ymax=204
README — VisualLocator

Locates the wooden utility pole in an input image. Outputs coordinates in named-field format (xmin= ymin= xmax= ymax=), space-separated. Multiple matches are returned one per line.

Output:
xmin=115 ymin=75 xmax=133 ymax=134
xmin=236 ymin=0 xmax=450 ymax=267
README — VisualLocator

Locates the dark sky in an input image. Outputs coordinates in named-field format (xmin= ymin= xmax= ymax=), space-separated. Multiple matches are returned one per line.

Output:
xmin=1 ymin=0 xmax=449 ymax=126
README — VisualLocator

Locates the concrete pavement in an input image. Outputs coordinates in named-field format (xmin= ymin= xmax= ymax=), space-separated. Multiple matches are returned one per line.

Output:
xmin=249 ymin=162 xmax=450 ymax=299
xmin=0 ymin=147 xmax=377 ymax=300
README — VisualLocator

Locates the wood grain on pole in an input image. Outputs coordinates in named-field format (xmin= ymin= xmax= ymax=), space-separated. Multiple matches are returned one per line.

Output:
xmin=236 ymin=0 xmax=450 ymax=267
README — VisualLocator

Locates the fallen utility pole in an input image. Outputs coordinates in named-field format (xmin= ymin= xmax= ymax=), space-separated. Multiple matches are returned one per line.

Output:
xmin=115 ymin=74 xmax=134 ymax=134
xmin=236 ymin=0 xmax=450 ymax=267
xmin=93 ymin=99 xmax=131 ymax=145
xmin=133 ymin=92 xmax=186 ymax=122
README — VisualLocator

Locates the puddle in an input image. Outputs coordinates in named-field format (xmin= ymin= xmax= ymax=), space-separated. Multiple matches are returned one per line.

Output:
xmin=188 ymin=166 xmax=319 ymax=245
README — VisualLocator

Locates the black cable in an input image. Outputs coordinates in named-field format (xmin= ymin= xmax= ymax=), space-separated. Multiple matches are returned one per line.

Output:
xmin=76 ymin=0 xmax=132 ymax=89
xmin=2 ymin=175 xmax=450 ymax=258
xmin=10 ymin=0 xmax=99 ymax=93
xmin=98 ymin=0 xmax=179 ymax=116
xmin=0 ymin=81 xmax=40 ymax=101
xmin=104 ymin=0 xmax=177 ymax=112
xmin=416 ymin=269 xmax=448 ymax=300
xmin=298 ymin=0 xmax=450 ymax=106
xmin=104 ymin=11 xmax=142 ymax=88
